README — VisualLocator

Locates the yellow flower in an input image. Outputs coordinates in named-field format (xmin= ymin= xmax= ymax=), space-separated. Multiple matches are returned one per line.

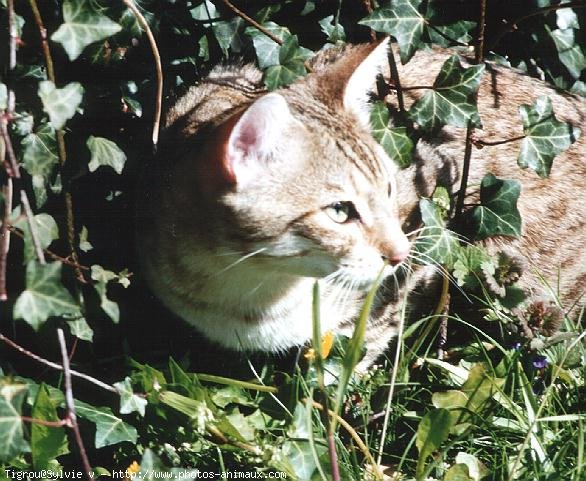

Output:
xmin=125 ymin=461 xmax=140 ymax=480
xmin=304 ymin=331 xmax=334 ymax=361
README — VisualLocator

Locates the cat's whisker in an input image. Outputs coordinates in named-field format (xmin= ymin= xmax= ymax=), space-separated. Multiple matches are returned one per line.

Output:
xmin=211 ymin=247 xmax=267 ymax=277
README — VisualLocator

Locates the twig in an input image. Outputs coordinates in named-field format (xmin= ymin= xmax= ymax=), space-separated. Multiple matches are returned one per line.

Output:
xmin=57 ymin=329 xmax=94 ymax=481
xmin=0 ymin=332 xmax=118 ymax=393
xmin=28 ymin=0 xmax=83 ymax=281
xmin=387 ymin=47 xmax=406 ymax=114
xmin=489 ymin=1 xmax=586 ymax=53
xmin=0 ymin=179 xmax=12 ymax=300
xmin=1 ymin=115 xmax=46 ymax=266
xmin=471 ymin=134 xmax=525 ymax=147
xmin=455 ymin=0 xmax=488 ymax=219
xmin=220 ymin=0 xmax=283 ymax=46
xmin=308 ymin=400 xmax=384 ymax=481
xmin=387 ymin=84 xmax=434 ymax=92
xmin=121 ymin=0 xmax=163 ymax=149
xmin=9 ymin=225 xmax=90 ymax=270
xmin=21 ymin=416 xmax=69 ymax=428
xmin=475 ymin=0 xmax=487 ymax=64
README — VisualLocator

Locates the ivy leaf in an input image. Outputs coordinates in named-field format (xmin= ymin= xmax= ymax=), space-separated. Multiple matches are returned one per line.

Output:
xmin=31 ymin=384 xmax=68 ymax=470
xmin=93 ymin=281 xmax=120 ymax=324
xmin=75 ymin=400 xmax=138 ymax=448
xmin=51 ymin=0 xmax=122 ymax=61
xmin=427 ymin=20 xmax=476 ymax=47
xmin=319 ymin=15 xmax=346 ymax=43
xmin=246 ymin=22 xmax=290 ymax=68
xmin=518 ymin=96 xmax=580 ymax=178
xmin=370 ymin=101 xmax=413 ymax=167
xmin=413 ymin=198 xmax=460 ymax=268
xmin=114 ymin=377 xmax=147 ymax=417
xmin=410 ymin=55 xmax=484 ymax=131
xmin=67 ymin=317 xmax=94 ymax=342
xmin=212 ymin=17 xmax=244 ymax=55
xmin=79 ymin=225 xmax=93 ymax=252
xmin=0 ymin=383 xmax=29 ymax=462
xmin=87 ymin=136 xmax=127 ymax=174
xmin=21 ymin=123 xmax=59 ymax=207
xmin=263 ymin=36 xmax=311 ymax=90
xmin=359 ymin=0 xmax=425 ymax=64
xmin=469 ymin=173 xmax=521 ymax=240
xmin=550 ymin=28 xmax=586 ymax=79
xmin=38 ymin=81 xmax=84 ymax=130
xmin=13 ymin=262 xmax=80 ymax=331
xmin=14 ymin=212 xmax=59 ymax=263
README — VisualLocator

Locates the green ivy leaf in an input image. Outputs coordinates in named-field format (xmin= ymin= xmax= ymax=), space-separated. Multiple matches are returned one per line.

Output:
xmin=246 ymin=22 xmax=290 ymax=68
xmin=67 ymin=317 xmax=94 ymax=342
xmin=413 ymin=198 xmax=460 ymax=268
xmin=518 ymin=95 xmax=581 ymax=177
xmin=79 ymin=225 xmax=93 ymax=252
xmin=51 ymin=0 xmax=122 ymax=61
xmin=550 ymin=28 xmax=586 ymax=79
xmin=410 ymin=55 xmax=484 ymax=131
xmin=31 ymin=384 xmax=68 ymax=470
xmin=469 ymin=173 xmax=521 ymax=240
xmin=370 ymin=101 xmax=413 ymax=167
xmin=416 ymin=408 xmax=453 ymax=479
xmin=427 ymin=20 xmax=476 ymax=47
xmin=87 ymin=136 xmax=127 ymax=174
xmin=93 ymin=281 xmax=120 ymax=324
xmin=114 ymin=377 xmax=147 ymax=417
xmin=21 ymin=123 xmax=59 ymax=208
xmin=263 ymin=36 xmax=311 ymax=90
xmin=212 ymin=17 xmax=244 ymax=55
xmin=0 ymin=383 xmax=29 ymax=462
xmin=319 ymin=15 xmax=346 ymax=43
xmin=14 ymin=211 xmax=59 ymax=263
xmin=13 ymin=262 xmax=80 ymax=331
xmin=38 ymin=81 xmax=84 ymax=130
xmin=74 ymin=400 xmax=138 ymax=448
xmin=359 ymin=0 xmax=425 ymax=64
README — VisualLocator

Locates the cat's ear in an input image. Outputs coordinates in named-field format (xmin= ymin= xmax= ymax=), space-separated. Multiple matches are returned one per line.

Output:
xmin=342 ymin=38 xmax=389 ymax=126
xmin=224 ymin=93 xmax=293 ymax=185
xmin=314 ymin=38 xmax=389 ymax=127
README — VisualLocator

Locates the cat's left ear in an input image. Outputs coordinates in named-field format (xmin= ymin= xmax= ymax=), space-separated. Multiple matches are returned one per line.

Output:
xmin=225 ymin=93 xmax=294 ymax=185
xmin=342 ymin=38 xmax=389 ymax=127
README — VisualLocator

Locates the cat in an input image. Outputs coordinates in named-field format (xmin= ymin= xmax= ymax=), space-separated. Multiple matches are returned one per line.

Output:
xmin=136 ymin=39 xmax=585 ymax=367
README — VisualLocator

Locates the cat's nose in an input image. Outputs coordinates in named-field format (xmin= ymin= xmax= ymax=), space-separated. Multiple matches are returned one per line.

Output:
xmin=380 ymin=235 xmax=411 ymax=266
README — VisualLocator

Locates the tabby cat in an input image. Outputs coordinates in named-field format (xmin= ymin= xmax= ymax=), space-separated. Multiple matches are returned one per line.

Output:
xmin=137 ymin=39 xmax=585 ymax=366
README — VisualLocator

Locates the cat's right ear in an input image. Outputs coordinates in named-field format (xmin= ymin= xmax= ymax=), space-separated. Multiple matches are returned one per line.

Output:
xmin=221 ymin=93 xmax=293 ymax=186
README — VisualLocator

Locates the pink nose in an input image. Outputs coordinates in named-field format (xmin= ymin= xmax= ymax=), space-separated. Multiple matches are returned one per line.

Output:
xmin=383 ymin=248 xmax=410 ymax=266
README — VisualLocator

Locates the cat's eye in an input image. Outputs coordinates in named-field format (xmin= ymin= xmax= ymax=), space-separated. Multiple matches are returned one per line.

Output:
xmin=325 ymin=201 xmax=360 ymax=223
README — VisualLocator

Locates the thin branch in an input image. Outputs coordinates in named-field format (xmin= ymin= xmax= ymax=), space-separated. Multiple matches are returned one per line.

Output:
xmin=8 ymin=225 xmax=90 ymax=270
xmin=28 ymin=0 xmax=83 ymax=281
xmin=489 ymin=1 xmax=586 ymax=52
xmin=308 ymin=400 xmax=384 ymax=481
xmin=0 ymin=179 xmax=12 ymax=300
xmin=0 ymin=332 xmax=118 ymax=393
xmin=387 ymin=47 xmax=406 ymax=114
xmin=122 ymin=0 xmax=163 ymax=149
xmin=220 ymin=0 xmax=283 ymax=46
xmin=471 ymin=134 xmax=525 ymax=147
xmin=21 ymin=416 xmax=69 ymax=428
xmin=0 ymin=118 xmax=46 ymax=265
xmin=475 ymin=0 xmax=487 ymax=64
xmin=57 ymin=329 xmax=94 ymax=481
xmin=387 ymin=84 xmax=435 ymax=92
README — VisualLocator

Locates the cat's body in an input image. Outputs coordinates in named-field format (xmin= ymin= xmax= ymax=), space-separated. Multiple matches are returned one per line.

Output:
xmin=137 ymin=40 xmax=585 ymax=365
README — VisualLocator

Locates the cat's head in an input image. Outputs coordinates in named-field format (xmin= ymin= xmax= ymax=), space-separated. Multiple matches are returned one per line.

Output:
xmin=196 ymin=39 xmax=410 ymax=288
